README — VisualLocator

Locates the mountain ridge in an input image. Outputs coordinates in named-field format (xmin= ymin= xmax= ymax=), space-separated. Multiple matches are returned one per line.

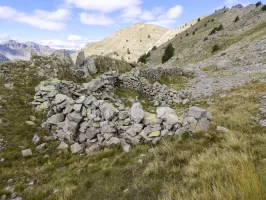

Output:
xmin=0 ymin=40 xmax=76 ymax=61
xmin=71 ymin=22 xmax=169 ymax=63
xmin=71 ymin=16 xmax=209 ymax=63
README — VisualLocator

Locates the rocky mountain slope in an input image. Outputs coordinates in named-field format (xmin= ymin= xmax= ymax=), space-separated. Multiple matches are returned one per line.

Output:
xmin=0 ymin=40 xmax=56 ymax=61
xmin=146 ymin=4 xmax=266 ymax=68
xmin=154 ymin=14 xmax=208 ymax=48
xmin=72 ymin=15 xmax=209 ymax=63
xmin=71 ymin=23 xmax=168 ymax=63
xmin=0 ymin=53 xmax=10 ymax=63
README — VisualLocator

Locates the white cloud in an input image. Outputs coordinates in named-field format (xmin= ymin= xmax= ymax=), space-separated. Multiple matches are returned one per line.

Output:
xmin=165 ymin=5 xmax=183 ymax=19
xmin=148 ymin=5 xmax=183 ymax=27
xmin=33 ymin=9 xmax=69 ymax=21
xmin=65 ymin=0 xmax=141 ymax=13
xmin=0 ymin=33 xmax=10 ymax=42
xmin=38 ymin=36 xmax=99 ymax=50
xmin=0 ymin=6 xmax=17 ymax=18
xmin=139 ymin=11 xmax=155 ymax=21
xmin=120 ymin=6 xmax=142 ymax=23
xmin=80 ymin=13 xmax=114 ymax=26
xmin=0 ymin=6 xmax=69 ymax=31
xmin=38 ymin=39 xmax=85 ymax=50
xmin=17 ymin=14 xmax=65 ymax=31
xmin=67 ymin=35 xmax=85 ymax=41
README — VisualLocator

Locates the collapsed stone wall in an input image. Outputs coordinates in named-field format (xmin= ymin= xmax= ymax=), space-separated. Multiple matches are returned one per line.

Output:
xmin=137 ymin=67 xmax=192 ymax=81
xmin=32 ymin=71 xmax=211 ymax=154
xmin=118 ymin=68 xmax=189 ymax=106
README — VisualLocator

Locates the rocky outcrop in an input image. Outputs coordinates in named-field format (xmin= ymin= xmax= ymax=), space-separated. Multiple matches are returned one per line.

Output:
xmin=32 ymin=71 xmax=211 ymax=154
xmin=74 ymin=51 xmax=97 ymax=78
xmin=51 ymin=50 xmax=74 ymax=67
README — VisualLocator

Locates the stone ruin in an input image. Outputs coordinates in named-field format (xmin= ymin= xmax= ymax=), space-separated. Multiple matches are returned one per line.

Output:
xmin=32 ymin=70 xmax=211 ymax=154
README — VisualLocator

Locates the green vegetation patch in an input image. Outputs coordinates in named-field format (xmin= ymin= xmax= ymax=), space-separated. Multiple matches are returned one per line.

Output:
xmin=114 ymin=88 xmax=155 ymax=112
xmin=157 ymin=74 xmax=189 ymax=91
xmin=162 ymin=43 xmax=175 ymax=64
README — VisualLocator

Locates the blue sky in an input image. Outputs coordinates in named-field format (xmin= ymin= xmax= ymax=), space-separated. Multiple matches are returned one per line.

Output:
xmin=0 ymin=0 xmax=260 ymax=49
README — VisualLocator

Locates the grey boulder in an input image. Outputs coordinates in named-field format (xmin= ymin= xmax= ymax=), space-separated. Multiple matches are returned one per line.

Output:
xmin=130 ymin=103 xmax=144 ymax=123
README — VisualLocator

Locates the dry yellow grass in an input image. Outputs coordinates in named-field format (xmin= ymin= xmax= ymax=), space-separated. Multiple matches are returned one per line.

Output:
xmin=144 ymin=83 xmax=266 ymax=200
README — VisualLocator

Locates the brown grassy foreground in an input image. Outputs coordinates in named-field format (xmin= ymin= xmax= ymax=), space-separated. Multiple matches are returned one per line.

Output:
xmin=1 ymin=62 xmax=266 ymax=200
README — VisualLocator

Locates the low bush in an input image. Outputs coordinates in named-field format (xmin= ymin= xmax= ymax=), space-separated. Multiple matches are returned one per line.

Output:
xmin=212 ymin=44 xmax=220 ymax=53
xmin=234 ymin=16 xmax=240 ymax=22
xmin=209 ymin=24 xmax=224 ymax=35
xmin=256 ymin=1 xmax=262 ymax=7
xmin=262 ymin=5 xmax=266 ymax=10
xmin=162 ymin=43 xmax=175 ymax=64
xmin=138 ymin=52 xmax=150 ymax=64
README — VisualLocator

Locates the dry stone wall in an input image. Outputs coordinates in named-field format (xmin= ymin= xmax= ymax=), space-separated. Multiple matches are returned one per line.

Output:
xmin=32 ymin=71 xmax=211 ymax=154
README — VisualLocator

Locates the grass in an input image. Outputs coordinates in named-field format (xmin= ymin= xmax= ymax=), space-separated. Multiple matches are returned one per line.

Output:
xmin=157 ymin=74 xmax=189 ymax=91
xmin=1 ymin=61 xmax=266 ymax=199
xmin=114 ymin=88 xmax=155 ymax=112
xmin=203 ymin=64 xmax=218 ymax=72
xmin=94 ymin=56 xmax=135 ymax=74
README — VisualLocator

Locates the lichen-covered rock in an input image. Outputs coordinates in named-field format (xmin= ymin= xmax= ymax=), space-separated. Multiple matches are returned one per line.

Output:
xmin=130 ymin=103 xmax=144 ymax=123
xmin=70 ymin=143 xmax=82 ymax=154
xmin=21 ymin=149 xmax=32 ymax=157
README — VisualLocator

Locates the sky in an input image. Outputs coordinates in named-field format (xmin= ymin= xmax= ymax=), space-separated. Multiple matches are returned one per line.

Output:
xmin=0 ymin=0 xmax=260 ymax=50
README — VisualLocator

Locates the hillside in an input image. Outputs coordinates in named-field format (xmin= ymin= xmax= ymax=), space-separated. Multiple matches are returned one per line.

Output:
xmin=71 ymin=23 xmax=168 ymax=63
xmin=146 ymin=4 xmax=266 ymax=67
xmin=71 ymin=15 xmax=209 ymax=63
xmin=2 ymin=2 xmax=266 ymax=200
xmin=154 ymin=14 xmax=208 ymax=48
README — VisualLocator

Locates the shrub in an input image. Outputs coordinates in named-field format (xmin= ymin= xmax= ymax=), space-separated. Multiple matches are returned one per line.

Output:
xmin=148 ymin=35 xmax=151 ymax=38
xmin=203 ymin=37 xmax=208 ymax=41
xmin=209 ymin=23 xmax=223 ymax=35
xmin=234 ymin=16 xmax=240 ymax=22
xmin=205 ymin=23 xmax=207 ymax=27
xmin=162 ymin=43 xmax=175 ymax=64
xmin=262 ymin=5 xmax=266 ymax=10
xmin=212 ymin=44 xmax=220 ymax=53
xmin=211 ymin=19 xmax=215 ymax=22
xmin=138 ymin=53 xmax=150 ymax=64
xmin=198 ymin=18 xmax=201 ymax=22
xmin=192 ymin=31 xmax=195 ymax=35
xmin=127 ymin=48 xmax=130 ymax=54
xmin=151 ymin=46 xmax=157 ymax=51
xmin=256 ymin=1 xmax=262 ymax=7
xmin=186 ymin=32 xmax=189 ymax=37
